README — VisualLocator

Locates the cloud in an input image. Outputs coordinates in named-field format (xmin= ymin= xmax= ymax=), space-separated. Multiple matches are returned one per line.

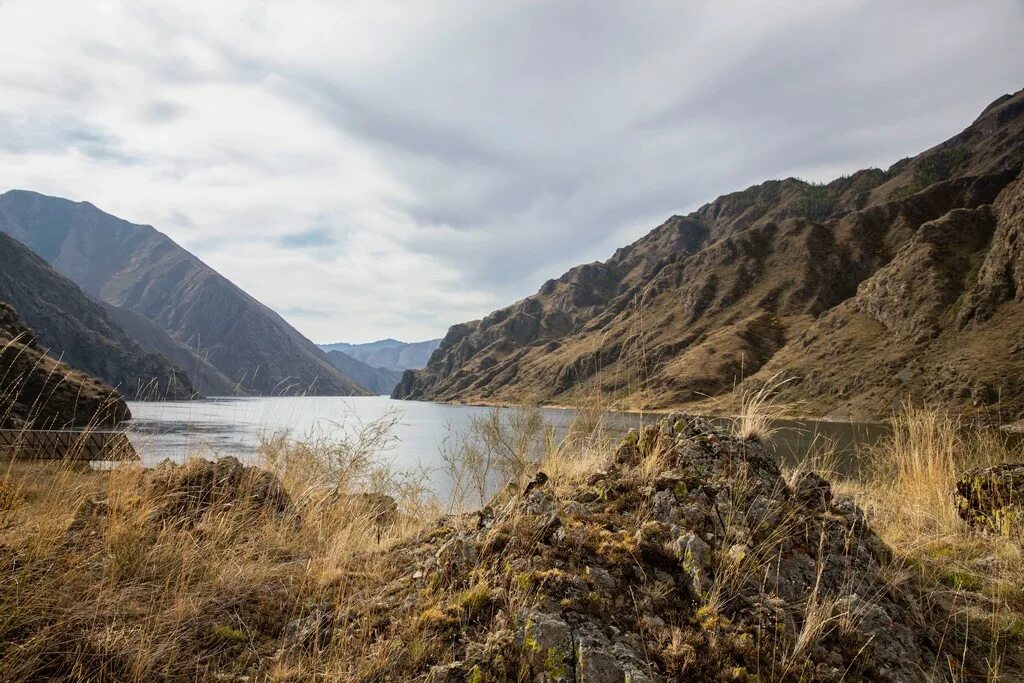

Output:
xmin=0 ymin=0 xmax=1022 ymax=343
xmin=277 ymin=226 xmax=340 ymax=250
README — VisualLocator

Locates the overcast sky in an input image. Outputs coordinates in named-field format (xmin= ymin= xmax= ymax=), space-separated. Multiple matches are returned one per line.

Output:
xmin=1 ymin=1 xmax=1022 ymax=343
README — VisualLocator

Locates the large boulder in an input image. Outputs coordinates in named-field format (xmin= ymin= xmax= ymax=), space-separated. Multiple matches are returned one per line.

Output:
xmin=955 ymin=463 xmax=1024 ymax=536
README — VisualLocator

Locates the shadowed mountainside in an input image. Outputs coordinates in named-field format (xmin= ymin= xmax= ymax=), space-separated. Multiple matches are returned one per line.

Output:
xmin=0 ymin=192 xmax=367 ymax=397
xmin=0 ymin=302 xmax=129 ymax=428
xmin=321 ymin=338 xmax=441 ymax=372
xmin=0 ymin=232 xmax=195 ymax=400
xmin=98 ymin=301 xmax=237 ymax=397
xmin=396 ymin=88 xmax=1024 ymax=423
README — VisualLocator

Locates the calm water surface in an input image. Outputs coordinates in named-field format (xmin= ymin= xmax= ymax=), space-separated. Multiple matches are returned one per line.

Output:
xmin=126 ymin=396 xmax=891 ymax=492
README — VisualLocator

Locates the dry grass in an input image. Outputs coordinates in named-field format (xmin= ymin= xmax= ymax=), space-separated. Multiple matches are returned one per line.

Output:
xmin=731 ymin=372 xmax=797 ymax=442
xmin=0 ymin=411 xmax=437 ymax=682
xmin=1 ymin=394 xmax=1023 ymax=680
xmin=850 ymin=406 xmax=1024 ymax=680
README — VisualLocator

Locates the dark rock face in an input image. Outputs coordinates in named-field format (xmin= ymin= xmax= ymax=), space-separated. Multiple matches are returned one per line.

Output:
xmin=0 ymin=192 xmax=366 ymax=397
xmin=324 ymin=349 xmax=402 ymax=395
xmin=0 ymin=232 xmax=196 ymax=400
xmin=0 ymin=302 xmax=129 ymax=429
xmin=355 ymin=417 xmax=963 ymax=681
xmin=956 ymin=463 xmax=1024 ymax=537
xmin=397 ymin=88 xmax=1024 ymax=423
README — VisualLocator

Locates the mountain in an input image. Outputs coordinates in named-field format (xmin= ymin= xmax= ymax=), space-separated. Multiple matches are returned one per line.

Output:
xmin=98 ymin=301 xmax=237 ymax=396
xmin=396 ymin=88 xmax=1024 ymax=423
xmin=0 ymin=302 xmax=129 ymax=428
xmin=324 ymin=350 xmax=403 ymax=395
xmin=0 ymin=191 xmax=367 ymax=397
xmin=320 ymin=338 xmax=441 ymax=372
xmin=0 ymin=231 xmax=195 ymax=400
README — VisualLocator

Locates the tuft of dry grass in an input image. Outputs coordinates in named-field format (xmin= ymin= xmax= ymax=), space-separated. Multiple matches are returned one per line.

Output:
xmin=731 ymin=372 xmax=797 ymax=442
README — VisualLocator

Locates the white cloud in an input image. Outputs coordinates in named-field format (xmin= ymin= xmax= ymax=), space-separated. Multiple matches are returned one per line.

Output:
xmin=0 ymin=0 xmax=1022 ymax=342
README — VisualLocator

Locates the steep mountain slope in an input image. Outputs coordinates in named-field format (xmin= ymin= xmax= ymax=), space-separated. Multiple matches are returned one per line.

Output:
xmin=0 ymin=302 xmax=129 ymax=428
xmin=320 ymin=338 xmax=441 ymax=371
xmin=396 ymin=88 xmax=1024 ymax=423
xmin=98 ymin=301 xmax=237 ymax=396
xmin=324 ymin=349 xmax=402 ymax=395
xmin=0 ymin=192 xmax=367 ymax=397
xmin=0 ymin=232 xmax=195 ymax=400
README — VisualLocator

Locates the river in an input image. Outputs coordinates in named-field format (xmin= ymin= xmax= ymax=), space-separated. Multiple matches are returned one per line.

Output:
xmin=126 ymin=396 xmax=892 ymax=496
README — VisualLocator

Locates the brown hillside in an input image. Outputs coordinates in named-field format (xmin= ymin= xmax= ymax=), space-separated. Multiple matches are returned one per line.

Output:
xmin=0 ymin=232 xmax=196 ymax=400
xmin=396 ymin=88 xmax=1024 ymax=423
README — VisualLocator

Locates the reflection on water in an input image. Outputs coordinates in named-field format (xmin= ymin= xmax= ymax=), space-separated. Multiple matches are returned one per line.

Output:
xmin=127 ymin=395 xmax=891 ymax=481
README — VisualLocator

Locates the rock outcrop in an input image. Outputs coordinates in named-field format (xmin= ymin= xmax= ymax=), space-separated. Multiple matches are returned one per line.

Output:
xmin=0 ymin=232 xmax=196 ymax=400
xmin=0 ymin=192 xmax=367 ymax=397
xmin=347 ymin=417 xmax=966 ymax=681
xmin=396 ymin=88 xmax=1024 ymax=424
xmin=0 ymin=302 xmax=129 ymax=429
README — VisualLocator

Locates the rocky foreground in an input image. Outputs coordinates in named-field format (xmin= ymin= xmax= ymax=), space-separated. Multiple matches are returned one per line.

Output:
xmin=4 ymin=414 xmax=1017 ymax=681
xmin=336 ymin=417 xmax=970 ymax=682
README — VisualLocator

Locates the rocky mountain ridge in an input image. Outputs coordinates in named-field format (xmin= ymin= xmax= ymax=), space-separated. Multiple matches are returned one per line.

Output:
xmin=396 ymin=88 xmax=1024 ymax=423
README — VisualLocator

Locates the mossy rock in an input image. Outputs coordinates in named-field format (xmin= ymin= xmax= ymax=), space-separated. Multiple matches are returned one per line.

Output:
xmin=955 ymin=463 xmax=1024 ymax=538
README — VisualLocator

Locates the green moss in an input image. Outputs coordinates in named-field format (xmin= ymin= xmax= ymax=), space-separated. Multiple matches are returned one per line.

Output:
xmin=468 ymin=664 xmax=486 ymax=683
xmin=418 ymin=606 xmax=455 ymax=630
xmin=673 ymin=482 xmax=688 ymax=500
xmin=209 ymin=624 xmax=247 ymax=644
xmin=999 ymin=613 xmax=1024 ymax=639
xmin=514 ymin=572 xmax=534 ymax=592
xmin=452 ymin=581 xmax=491 ymax=616
xmin=944 ymin=568 xmax=984 ymax=592
xmin=544 ymin=646 xmax=568 ymax=679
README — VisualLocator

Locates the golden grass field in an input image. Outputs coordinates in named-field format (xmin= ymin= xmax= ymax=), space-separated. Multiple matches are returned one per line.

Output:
xmin=0 ymin=400 xmax=1022 ymax=681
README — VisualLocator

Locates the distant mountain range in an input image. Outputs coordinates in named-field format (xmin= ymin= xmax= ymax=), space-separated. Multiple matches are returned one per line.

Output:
xmin=396 ymin=88 xmax=1024 ymax=424
xmin=0 ymin=190 xmax=367 ymax=397
xmin=0 ymin=231 xmax=195 ymax=399
xmin=319 ymin=338 xmax=441 ymax=372
xmin=323 ymin=350 xmax=403 ymax=395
